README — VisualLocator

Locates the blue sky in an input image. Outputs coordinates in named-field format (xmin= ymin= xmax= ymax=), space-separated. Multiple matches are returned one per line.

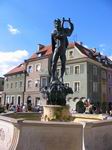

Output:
xmin=0 ymin=0 xmax=112 ymax=76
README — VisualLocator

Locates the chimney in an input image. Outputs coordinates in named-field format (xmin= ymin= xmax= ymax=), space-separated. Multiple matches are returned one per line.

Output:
xmin=92 ymin=48 xmax=96 ymax=52
xmin=77 ymin=41 xmax=83 ymax=46
xmin=37 ymin=44 xmax=45 ymax=51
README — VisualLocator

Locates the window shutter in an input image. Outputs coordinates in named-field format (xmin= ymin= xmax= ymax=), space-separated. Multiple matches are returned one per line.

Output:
xmin=80 ymin=64 xmax=84 ymax=74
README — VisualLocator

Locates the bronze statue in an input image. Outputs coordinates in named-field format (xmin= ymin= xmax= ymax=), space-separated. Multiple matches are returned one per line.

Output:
xmin=51 ymin=17 xmax=74 ymax=83
xmin=42 ymin=18 xmax=74 ymax=106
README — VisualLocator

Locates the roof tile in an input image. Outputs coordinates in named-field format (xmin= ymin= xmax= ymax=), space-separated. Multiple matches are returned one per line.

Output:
xmin=4 ymin=63 xmax=25 ymax=76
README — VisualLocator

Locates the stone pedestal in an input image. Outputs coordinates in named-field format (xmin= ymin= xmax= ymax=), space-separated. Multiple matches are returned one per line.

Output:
xmin=41 ymin=105 xmax=72 ymax=121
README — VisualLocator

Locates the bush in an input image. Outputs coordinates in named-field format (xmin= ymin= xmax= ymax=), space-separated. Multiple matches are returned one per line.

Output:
xmin=101 ymin=102 xmax=107 ymax=113
xmin=76 ymin=100 xmax=85 ymax=113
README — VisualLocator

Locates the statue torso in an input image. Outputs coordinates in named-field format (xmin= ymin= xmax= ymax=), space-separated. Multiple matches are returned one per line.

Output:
xmin=52 ymin=29 xmax=68 ymax=49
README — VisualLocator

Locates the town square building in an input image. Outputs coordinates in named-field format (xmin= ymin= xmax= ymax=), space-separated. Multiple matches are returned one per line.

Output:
xmin=3 ymin=42 xmax=112 ymax=110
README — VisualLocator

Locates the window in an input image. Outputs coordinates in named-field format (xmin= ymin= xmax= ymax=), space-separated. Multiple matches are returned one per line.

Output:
xmin=74 ymin=82 xmax=80 ymax=92
xmin=11 ymin=83 xmax=13 ymax=88
xmin=101 ymin=70 xmax=106 ymax=79
xmin=16 ymin=74 xmax=20 ymax=78
xmin=28 ymin=80 xmax=32 ymax=88
xmin=17 ymin=96 xmax=21 ymax=105
xmin=35 ymin=97 xmax=40 ymax=106
xmin=75 ymin=65 xmax=80 ymax=74
xmin=65 ymin=67 xmax=69 ymax=75
xmin=41 ymin=77 xmax=47 ymax=87
xmin=5 ymin=77 xmax=8 ymax=81
xmin=93 ymin=82 xmax=98 ymax=92
xmin=27 ymin=96 xmax=32 ymax=104
xmin=20 ymin=81 xmax=23 ymax=87
xmin=11 ymin=96 xmax=14 ymax=104
xmin=69 ymin=50 xmax=74 ymax=58
xmin=35 ymin=80 xmax=40 ymax=87
xmin=109 ymin=87 xmax=111 ymax=94
xmin=108 ymin=73 xmax=111 ymax=79
xmin=2 ymin=80 xmax=4 ymax=86
xmin=64 ymin=83 xmax=69 ymax=87
xmin=93 ymin=66 xmax=97 ymax=76
xmin=6 ymin=83 xmax=9 ymax=89
xmin=35 ymin=64 xmax=41 ymax=71
xmin=15 ymin=82 xmax=18 ymax=88
xmin=70 ymin=66 xmax=73 ymax=74
xmin=37 ymin=53 xmax=41 ymax=57
xmin=6 ymin=96 xmax=10 ymax=103
xmin=27 ymin=66 xmax=33 ymax=73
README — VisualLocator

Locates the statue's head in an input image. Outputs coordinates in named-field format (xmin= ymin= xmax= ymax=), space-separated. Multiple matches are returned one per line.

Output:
xmin=54 ymin=19 xmax=61 ymax=30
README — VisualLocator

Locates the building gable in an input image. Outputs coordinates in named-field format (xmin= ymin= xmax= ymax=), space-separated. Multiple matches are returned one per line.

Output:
xmin=74 ymin=46 xmax=87 ymax=59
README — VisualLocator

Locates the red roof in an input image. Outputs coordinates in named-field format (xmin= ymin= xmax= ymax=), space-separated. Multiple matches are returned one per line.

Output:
xmin=29 ymin=43 xmax=75 ymax=60
xmin=5 ymin=42 xmax=111 ymax=76
xmin=4 ymin=63 xmax=25 ymax=76
xmin=74 ymin=42 xmax=90 ymax=56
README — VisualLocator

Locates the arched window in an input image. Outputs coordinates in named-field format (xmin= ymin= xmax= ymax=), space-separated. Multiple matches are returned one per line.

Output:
xmin=27 ymin=66 xmax=33 ymax=73
xmin=27 ymin=80 xmax=32 ymax=88
xmin=18 ymin=96 xmax=21 ymax=105
xmin=27 ymin=96 xmax=32 ymax=105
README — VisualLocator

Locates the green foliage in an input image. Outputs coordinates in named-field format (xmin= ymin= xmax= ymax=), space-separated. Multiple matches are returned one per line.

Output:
xmin=101 ymin=101 xmax=107 ymax=113
xmin=76 ymin=100 xmax=85 ymax=113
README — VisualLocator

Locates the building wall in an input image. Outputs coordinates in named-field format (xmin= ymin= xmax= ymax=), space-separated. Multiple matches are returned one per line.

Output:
xmin=24 ymin=57 xmax=49 ymax=106
xmin=63 ymin=47 xmax=88 ymax=99
xmin=0 ymin=77 xmax=4 ymax=91
xmin=63 ymin=61 xmax=88 ymax=98
xmin=4 ymin=73 xmax=25 ymax=105
xmin=3 ymin=45 xmax=112 ymax=109
xmin=87 ymin=62 xmax=101 ymax=102
xmin=107 ymin=70 xmax=112 ymax=102
xmin=100 ymin=68 xmax=108 ymax=102
xmin=57 ymin=47 xmax=88 ymax=111
xmin=0 ymin=77 xmax=4 ymax=105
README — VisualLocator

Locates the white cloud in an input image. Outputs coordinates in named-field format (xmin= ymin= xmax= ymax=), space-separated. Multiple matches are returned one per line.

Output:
xmin=0 ymin=50 xmax=28 ymax=63
xmin=8 ymin=24 xmax=20 ymax=35
xmin=0 ymin=50 xmax=29 ymax=76
xmin=0 ymin=64 xmax=16 ymax=76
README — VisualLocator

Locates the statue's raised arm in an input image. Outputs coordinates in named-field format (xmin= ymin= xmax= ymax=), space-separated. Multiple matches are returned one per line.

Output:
xmin=62 ymin=18 xmax=74 ymax=37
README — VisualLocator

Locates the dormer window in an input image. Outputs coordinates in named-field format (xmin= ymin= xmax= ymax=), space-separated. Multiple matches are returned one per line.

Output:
xmin=37 ymin=53 xmax=41 ymax=57
xmin=68 ymin=50 xmax=74 ymax=58
xmin=5 ymin=77 xmax=8 ymax=81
